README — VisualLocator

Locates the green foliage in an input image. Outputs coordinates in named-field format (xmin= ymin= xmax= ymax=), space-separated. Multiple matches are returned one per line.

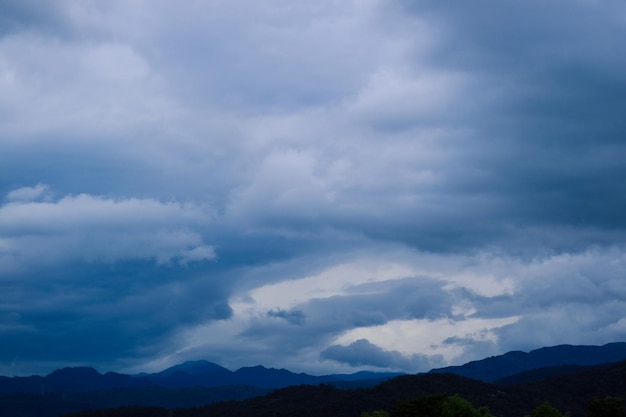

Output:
xmin=391 ymin=394 xmax=494 ymax=417
xmin=442 ymin=395 xmax=494 ymax=417
xmin=392 ymin=393 xmax=446 ymax=417
xmin=588 ymin=396 xmax=626 ymax=417
xmin=525 ymin=402 xmax=569 ymax=417
xmin=361 ymin=411 xmax=390 ymax=417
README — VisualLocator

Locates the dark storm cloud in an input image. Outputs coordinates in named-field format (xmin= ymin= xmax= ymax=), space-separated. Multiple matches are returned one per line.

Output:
xmin=321 ymin=339 xmax=437 ymax=371
xmin=305 ymin=277 xmax=456 ymax=324
xmin=0 ymin=0 xmax=67 ymax=37
xmin=301 ymin=0 xmax=625 ymax=256
xmin=0 ymin=259 xmax=234 ymax=370
xmin=267 ymin=308 xmax=306 ymax=325
xmin=0 ymin=189 xmax=228 ymax=372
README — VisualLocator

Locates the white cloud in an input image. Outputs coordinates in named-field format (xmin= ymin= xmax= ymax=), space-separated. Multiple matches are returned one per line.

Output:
xmin=180 ymin=245 xmax=217 ymax=264
xmin=348 ymin=68 xmax=469 ymax=128
xmin=333 ymin=316 xmax=520 ymax=366
xmin=0 ymin=187 xmax=215 ymax=270
xmin=241 ymin=259 xmax=419 ymax=311
xmin=0 ymin=34 xmax=181 ymax=149
xmin=6 ymin=184 xmax=49 ymax=202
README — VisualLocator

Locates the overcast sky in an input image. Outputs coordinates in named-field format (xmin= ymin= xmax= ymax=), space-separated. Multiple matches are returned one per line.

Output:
xmin=1 ymin=0 xmax=626 ymax=377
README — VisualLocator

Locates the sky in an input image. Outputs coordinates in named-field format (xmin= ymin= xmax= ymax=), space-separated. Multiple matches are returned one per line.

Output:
xmin=1 ymin=0 xmax=626 ymax=377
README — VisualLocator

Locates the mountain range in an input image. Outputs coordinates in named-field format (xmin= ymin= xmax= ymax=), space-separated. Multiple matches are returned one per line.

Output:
xmin=172 ymin=359 xmax=626 ymax=417
xmin=1 ymin=342 xmax=626 ymax=417
xmin=0 ymin=361 xmax=401 ymax=393
xmin=52 ymin=358 xmax=626 ymax=417
xmin=429 ymin=341 xmax=626 ymax=382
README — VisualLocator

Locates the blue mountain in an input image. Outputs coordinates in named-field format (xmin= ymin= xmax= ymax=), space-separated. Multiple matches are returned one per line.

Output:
xmin=0 ymin=367 xmax=145 ymax=393
xmin=4 ymin=342 xmax=624 ymax=393
xmin=151 ymin=360 xmax=231 ymax=378
xmin=0 ymin=361 xmax=399 ymax=392
xmin=428 ymin=342 xmax=626 ymax=382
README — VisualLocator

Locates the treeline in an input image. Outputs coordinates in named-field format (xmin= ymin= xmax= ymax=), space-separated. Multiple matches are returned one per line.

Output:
xmin=60 ymin=360 xmax=626 ymax=417
xmin=363 ymin=394 xmax=626 ymax=417
xmin=62 ymin=394 xmax=626 ymax=417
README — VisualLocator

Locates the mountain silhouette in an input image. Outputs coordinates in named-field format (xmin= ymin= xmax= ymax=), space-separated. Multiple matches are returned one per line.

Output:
xmin=2 ymin=343 xmax=626 ymax=417
xmin=151 ymin=360 xmax=231 ymax=378
xmin=3 ymin=342 xmax=626 ymax=393
xmin=58 ymin=359 xmax=626 ymax=417
xmin=428 ymin=341 xmax=626 ymax=382
xmin=0 ymin=362 xmax=381 ymax=392
xmin=45 ymin=367 xmax=141 ymax=392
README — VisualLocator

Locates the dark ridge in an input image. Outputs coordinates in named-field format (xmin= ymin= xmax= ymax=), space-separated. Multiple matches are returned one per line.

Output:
xmin=151 ymin=360 xmax=231 ymax=378
xmin=3 ymin=343 xmax=626 ymax=417
xmin=494 ymin=364 xmax=596 ymax=385
xmin=0 ymin=385 xmax=269 ymax=417
xmin=498 ymin=359 xmax=626 ymax=416
xmin=429 ymin=342 xmax=626 ymax=382
xmin=0 ymin=363 xmax=383 ymax=393
xmin=58 ymin=358 xmax=626 ymax=417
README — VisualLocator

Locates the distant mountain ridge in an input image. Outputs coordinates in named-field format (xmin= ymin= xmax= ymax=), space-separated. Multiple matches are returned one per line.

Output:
xmin=3 ymin=342 xmax=626 ymax=393
xmin=0 ymin=361 xmax=396 ymax=393
xmin=493 ymin=364 xmax=594 ymax=385
xmin=429 ymin=341 xmax=626 ymax=382
xmin=55 ymin=359 xmax=626 ymax=417
xmin=151 ymin=360 xmax=231 ymax=378
xmin=2 ymin=342 xmax=626 ymax=417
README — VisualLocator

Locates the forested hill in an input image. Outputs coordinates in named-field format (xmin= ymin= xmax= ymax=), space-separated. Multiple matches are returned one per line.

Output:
xmin=61 ymin=359 xmax=626 ymax=417
xmin=428 ymin=342 xmax=626 ymax=382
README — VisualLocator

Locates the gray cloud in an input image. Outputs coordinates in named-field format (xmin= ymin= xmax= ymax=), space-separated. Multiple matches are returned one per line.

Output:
xmin=307 ymin=277 xmax=456 ymax=325
xmin=321 ymin=339 xmax=439 ymax=372
xmin=0 ymin=0 xmax=68 ymax=37
xmin=210 ymin=274 xmax=459 ymax=374
xmin=266 ymin=308 xmax=306 ymax=325
xmin=0 ymin=189 xmax=215 ymax=270
xmin=5 ymin=184 xmax=50 ymax=201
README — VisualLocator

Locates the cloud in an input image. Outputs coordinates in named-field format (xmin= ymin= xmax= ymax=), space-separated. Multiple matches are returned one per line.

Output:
xmin=180 ymin=246 xmax=217 ymax=264
xmin=1 ymin=0 xmax=626 ymax=376
xmin=5 ymin=184 xmax=49 ymax=202
xmin=0 ymin=186 xmax=225 ymax=373
xmin=267 ymin=308 xmax=307 ymax=325
xmin=301 ymin=277 xmax=456 ymax=330
xmin=321 ymin=339 xmax=437 ymax=372
xmin=0 ymin=187 xmax=215 ymax=269
xmin=348 ymin=68 xmax=469 ymax=129
xmin=0 ymin=1 xmax=68 ymax=37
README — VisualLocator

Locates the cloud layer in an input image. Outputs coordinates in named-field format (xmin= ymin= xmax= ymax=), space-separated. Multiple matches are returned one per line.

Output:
xmin=1 ymin=0 xmax=626 ymax=376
